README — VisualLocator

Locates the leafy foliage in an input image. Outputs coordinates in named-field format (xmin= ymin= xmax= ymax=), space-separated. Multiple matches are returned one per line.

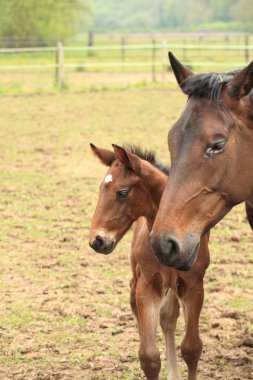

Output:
xmin=0 ymin=0 xmax=92 ymax=46
xmin=0 ymin=0 xmax=251 ymax=46
xmin=91 ymin=0 xmax=253 ymax=32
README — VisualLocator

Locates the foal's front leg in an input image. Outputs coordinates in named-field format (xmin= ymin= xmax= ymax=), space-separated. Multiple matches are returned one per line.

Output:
xmin=160 ymin=289 xmax=182 ymax=380
xmin=136 ymin=273 xmax=164 ymax=380
xmin=130 ymin=276 xmax=138 ymax=322
xmin=180 ymin=280 xmax=204 ymax=380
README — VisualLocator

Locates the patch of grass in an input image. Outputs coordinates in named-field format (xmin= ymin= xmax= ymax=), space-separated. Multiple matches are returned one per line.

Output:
xmin=1 ymin=302 xmax=36 ymax=329
xmin=227 ymin=295 xmax=252 ymax=311
xmin=0 ymin=82 xmax=23 ymax=94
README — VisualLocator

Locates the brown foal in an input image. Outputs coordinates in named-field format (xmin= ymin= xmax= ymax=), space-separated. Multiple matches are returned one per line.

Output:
xmin=89 ymin=143 xmax=210 ymax=380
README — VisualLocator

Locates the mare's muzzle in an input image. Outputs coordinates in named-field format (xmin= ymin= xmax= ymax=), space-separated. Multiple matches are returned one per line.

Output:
xmin=150 ymin=233 xmax=200 ymax=271
xmin=89 ymin=234 xmax=115 ymax=255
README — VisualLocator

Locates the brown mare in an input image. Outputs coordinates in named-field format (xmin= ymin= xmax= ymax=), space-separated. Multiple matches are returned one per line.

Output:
xmin=89 ymin=143 xmax=210 ymax=380
xmin=151 ymin=53 xmax=253 ymax=271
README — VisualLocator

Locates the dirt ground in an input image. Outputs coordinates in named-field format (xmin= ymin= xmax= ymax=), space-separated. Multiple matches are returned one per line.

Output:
xmin=0 ymin=71 xmax=172 ymax=94
xmin=0 ymin=89 xmax=252 ymax=379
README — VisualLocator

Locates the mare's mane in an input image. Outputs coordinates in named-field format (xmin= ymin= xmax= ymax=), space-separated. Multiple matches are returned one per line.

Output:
xmin=183 ymin=70 xmax=239 ymax=102
xmin=124 ymin=144 xmax=169 ymax=176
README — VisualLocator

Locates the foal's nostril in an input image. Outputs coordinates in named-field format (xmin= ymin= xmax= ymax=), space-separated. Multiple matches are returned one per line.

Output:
xmin=90 ymin=235 xmax=104 ymax=252
xmin=95 ymin=235 xmax=104 ymax=247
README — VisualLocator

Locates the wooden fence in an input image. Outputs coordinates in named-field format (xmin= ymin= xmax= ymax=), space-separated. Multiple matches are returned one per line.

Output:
xmin=0 ymin=40 xmax=252 ymax=88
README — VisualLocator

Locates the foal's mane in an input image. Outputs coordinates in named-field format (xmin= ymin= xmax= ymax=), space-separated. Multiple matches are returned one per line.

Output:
xmin=124 ymin=144 xmax=169 ymax=176
xmin=183 ymin=70 xmax=239 ymax=102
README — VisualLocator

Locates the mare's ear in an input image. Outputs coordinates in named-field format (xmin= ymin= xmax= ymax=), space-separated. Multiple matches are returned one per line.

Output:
xmin=90 ymin=143 xmax=115 ymax=166
xmin=226 ymin=60 xmax=253 ymax=100
xmin=168 ymin=52 xmax=194 ymax=90
xmin=112 ymin=144 xmax=141 ymax=174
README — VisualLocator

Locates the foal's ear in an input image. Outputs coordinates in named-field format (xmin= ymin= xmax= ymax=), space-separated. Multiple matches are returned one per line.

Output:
xmin=168 ymin=52 xmax=194 ymax=90
xmin=226 ymin=60 xmax=253 ymax=100
xmin=90 ymin=143 xmax=115 ymax=166
xmin=112 ymin=144 xmax=141 ymax=174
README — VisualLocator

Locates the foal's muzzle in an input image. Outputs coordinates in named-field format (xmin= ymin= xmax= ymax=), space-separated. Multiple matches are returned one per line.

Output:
xmin=150 ymin=233 xmax=199 ymax=271
xmin=89 ymin=234 xmax=116 ymax=255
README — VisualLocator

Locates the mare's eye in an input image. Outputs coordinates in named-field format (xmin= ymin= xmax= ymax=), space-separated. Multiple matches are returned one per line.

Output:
xmin=205 ymin=140 xmax=226 ymax=158
xmin=117 ymin=189 xmax=128 ymax=200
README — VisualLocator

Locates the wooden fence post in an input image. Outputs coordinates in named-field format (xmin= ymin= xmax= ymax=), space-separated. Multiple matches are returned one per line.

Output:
xmin=88 ymin=31 xmax=94 ymax=47
xmin=162 ymin=40 xmax=167 ymax=84
xmin=245 ymin=35 xmax=249 ymax=63
xmin=55 ymin=41 xmax=65 ymax=89
xmin=121 ymin=35 xmax=125 ymax=72
xmin=152 ymin=39 xmax=156 ymax=82
xmin=182 ymin=38 xmax=187 ymax=61
xmin=87 ymin=31 xmax=94 ymax=57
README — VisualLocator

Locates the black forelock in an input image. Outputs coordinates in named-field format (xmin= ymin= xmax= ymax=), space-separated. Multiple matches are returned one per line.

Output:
xmin=123 ymin=144 xmax=169 ymax=176
xmin=183 ymin=70 xmax=239 ymax=101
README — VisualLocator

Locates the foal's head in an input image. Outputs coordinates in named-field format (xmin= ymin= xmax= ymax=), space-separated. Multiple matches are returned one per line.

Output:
xmin=89 ymin=144 xmax=167 ymax=254
xmin=151 ymin=53 xmax=253 ymax=270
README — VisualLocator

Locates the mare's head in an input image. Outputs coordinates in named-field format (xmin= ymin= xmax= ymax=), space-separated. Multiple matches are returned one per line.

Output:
xmin=89 ymin=144 xmax=168 ymax=254
xmin=151 ymin=52 xmax=253 ymax=271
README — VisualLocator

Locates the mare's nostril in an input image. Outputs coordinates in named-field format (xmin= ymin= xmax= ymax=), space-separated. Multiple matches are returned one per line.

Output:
xmin=165 ymin=240 xmax=173 ymax=253
xmin=151 ymin=233 xmax=198 ymax=270
xmin=151 ymin=234 xmax=181 ymax=267
xmin=164 ymin=236 xmax=180 ymax=258
xmin=159 ymin=235 xmax=180 ymax=258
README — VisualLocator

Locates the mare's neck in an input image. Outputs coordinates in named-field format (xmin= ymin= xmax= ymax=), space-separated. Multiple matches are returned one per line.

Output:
xmin=237 ymin=92 xmax=253 ymax=128
xmin=250 ymin=91 xmax=253 ymax=119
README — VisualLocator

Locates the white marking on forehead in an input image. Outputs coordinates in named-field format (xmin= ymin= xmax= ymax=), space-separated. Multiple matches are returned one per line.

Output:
xmin=104 ymin=174 xmax=113 ymax=183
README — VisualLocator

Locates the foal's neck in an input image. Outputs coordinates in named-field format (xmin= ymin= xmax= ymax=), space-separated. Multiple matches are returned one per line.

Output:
xmin=143 ymin=171 xmax=167 ymax=231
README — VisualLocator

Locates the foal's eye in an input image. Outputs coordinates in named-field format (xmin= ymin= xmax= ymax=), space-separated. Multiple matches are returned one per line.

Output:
xmin=205 ymin=140 xmax=226 ymax=158
xmin=117 ymin=189 xmax=128 ymax=200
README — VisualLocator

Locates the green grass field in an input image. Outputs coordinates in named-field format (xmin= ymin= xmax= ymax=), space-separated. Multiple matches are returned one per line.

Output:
xmin=0 ymin=88 xmax=252 ymax=379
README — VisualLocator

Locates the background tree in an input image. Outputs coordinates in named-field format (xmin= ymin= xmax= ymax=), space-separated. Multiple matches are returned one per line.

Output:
xmin=230 ymin=0 xmax=253 ymax=22
xmin=90 ymin=0 xmax=252 ymax=32
xmin=0 ymin=0 xmax=92 ymax=47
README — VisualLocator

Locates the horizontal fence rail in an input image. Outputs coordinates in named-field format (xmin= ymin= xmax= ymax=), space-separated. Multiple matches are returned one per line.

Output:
xmin=0 ymin=43 xmax=253 ymax=54
xmin=0 ymin=61 xmax=249 ymax=70
xmin=0 ymin=40 xmax=252 ymax=89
